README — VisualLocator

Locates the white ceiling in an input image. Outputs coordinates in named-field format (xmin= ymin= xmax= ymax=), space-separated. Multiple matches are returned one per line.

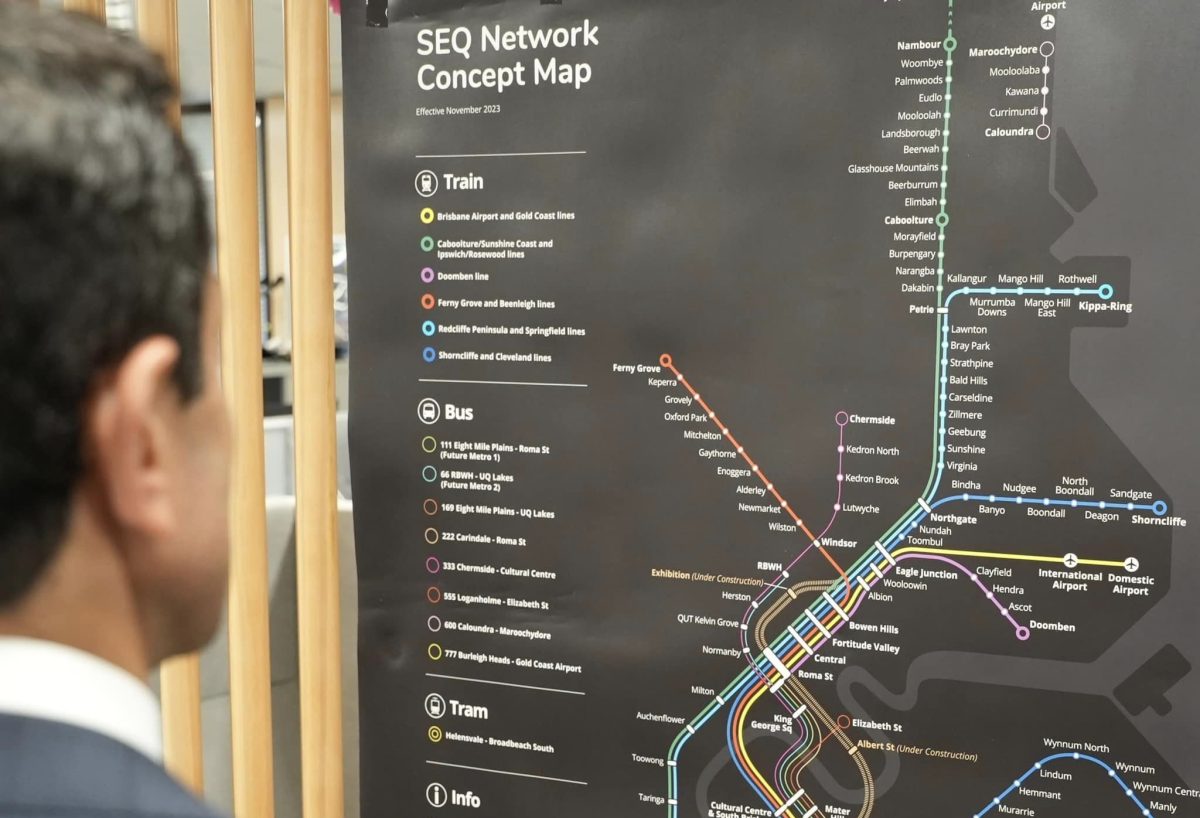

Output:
xmin=43 ymin=0 xmax=344 ymax=104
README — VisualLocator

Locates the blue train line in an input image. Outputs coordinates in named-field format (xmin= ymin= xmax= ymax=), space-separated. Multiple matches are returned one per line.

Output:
xmin=975 ymin=753 xmax=1156 ymax=817
xmin=664 ymin=3 xmax=1156 ymax=812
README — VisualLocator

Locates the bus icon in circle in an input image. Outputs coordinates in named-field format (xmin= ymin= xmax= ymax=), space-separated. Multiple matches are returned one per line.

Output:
xmin=425 ymin=693 xmax=446 ymax=719
xmin=426 ymin=782 xmax=448 ymax=808
xmin=415 ymin=170 xmax=438 ymax=198
xmin=418 ymin=398 xmax=441 ymax=425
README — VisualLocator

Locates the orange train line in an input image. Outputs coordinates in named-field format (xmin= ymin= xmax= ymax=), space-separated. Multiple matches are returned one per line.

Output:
xmin=731 ymin=672 xmax=788 ymax=812
xmin=729 ymin=612 xmax=844 ymax=809
xmin=659 ymin=354 xmax=853 ymax=604
xmin=729 ymin=619 xmax=856 ymax=816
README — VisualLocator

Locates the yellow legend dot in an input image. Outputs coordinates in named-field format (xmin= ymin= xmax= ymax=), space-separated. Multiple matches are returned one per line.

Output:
xmin=422 ymin=436 xmax=438 ymax=453
xmin=428 ymin=725 xmax=443 ymax=743
xmin=420 ymin=207 xmax=436 ymax=224
xmin=427 ymin=643 xmax=443 ymax=661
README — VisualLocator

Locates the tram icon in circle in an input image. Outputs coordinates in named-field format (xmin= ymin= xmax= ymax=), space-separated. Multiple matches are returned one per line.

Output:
xmin=418 ymin=398 xmax=441 ymax=425
xmin=415 ymin=170 xmax=439 ymax=198
xmin=426 ymin=782 xmax=448 ymax=808
xmin=425 ymin=693 xmax=446 ymax=719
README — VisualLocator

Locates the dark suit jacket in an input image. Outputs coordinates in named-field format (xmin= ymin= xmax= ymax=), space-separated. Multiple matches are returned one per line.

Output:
xmin=0 ymin=713 xmax=222 ymax=817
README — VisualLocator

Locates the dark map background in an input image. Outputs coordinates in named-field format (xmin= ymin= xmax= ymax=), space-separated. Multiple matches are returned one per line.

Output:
xmin=341 ymin=0 xmax=1200 ymax=815
xmin=1051 ymin=0 xmax=1200 ymax=790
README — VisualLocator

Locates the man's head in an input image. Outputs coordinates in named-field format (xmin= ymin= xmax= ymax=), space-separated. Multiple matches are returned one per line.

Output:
xmin=0 ymin=5 xmax=229 ymax=670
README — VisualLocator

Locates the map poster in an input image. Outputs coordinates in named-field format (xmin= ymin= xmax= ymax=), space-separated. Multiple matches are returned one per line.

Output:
xmin=340 ymin=1 xmax=1200 ymax=816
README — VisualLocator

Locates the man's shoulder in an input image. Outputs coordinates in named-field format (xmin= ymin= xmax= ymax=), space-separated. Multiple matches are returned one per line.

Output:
xmin=0 ymin=714 xmax=220 ymax=818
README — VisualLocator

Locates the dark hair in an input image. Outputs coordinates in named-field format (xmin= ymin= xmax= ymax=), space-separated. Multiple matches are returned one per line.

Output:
xmin=0 ymin=6 xmax=211 ymax=605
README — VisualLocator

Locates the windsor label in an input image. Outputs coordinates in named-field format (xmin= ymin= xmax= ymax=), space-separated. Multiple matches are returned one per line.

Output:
xmin=342 ymin=1 xmax=1200 ymax=816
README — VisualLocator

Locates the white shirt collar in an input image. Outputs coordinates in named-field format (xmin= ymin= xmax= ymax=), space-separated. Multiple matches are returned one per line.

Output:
xmin=0 ymin=636 xmax=163 ymax=763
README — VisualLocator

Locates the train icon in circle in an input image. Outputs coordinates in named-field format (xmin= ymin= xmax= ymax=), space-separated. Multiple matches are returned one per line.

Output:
xmin=425 ymin=693 xmax=446 ymax=719
xmin=418 ymin=398 xmax=441 ymax=424
xmin=426 ymin=782 xmax=447 ymax=808
xmin=415 ymin=169 xmax=438 ymax=198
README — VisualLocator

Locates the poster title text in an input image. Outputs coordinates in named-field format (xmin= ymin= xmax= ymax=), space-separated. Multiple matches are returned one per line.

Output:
xmin=417 ymin=21 xmax=599 ymax=93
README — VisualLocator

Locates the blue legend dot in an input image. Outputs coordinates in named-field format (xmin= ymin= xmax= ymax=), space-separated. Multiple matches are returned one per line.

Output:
xmin=422 ymin=321 xmax=437 ymax=337
xmin=423 ymin=347 xmax=437 ymax=363
xmin=422 ymin=466 xmax=438 ymax=483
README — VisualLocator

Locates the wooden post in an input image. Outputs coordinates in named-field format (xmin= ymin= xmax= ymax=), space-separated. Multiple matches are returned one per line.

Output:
xmin=209 ymin=1 xmax=276 ymax=817
xmin=157 ymin=653 xmax=205 ymax=793
xmin=138 ymin=1 xmax=180 ymax=126
xmin=283 ymin=2 xmax=345 ymax=817
xmin=63 ymin=0 xmax=105 ymax=22
xmin=137 ymin=0 xmax=204 ymax=795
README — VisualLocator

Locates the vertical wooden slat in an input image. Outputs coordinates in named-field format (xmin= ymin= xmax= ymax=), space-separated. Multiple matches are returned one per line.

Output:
xmin=158 ymin=655 xmax=204 ymax=792
xmin=208 ymin=1 xmax=276 ymax=817
xmin=283 ymin=2 xmax=344 ymax=817
xmin=138 ymin=1 xmax=180 ymax=126
xmin=63 ymin=0 xmax=105 ymax=22
xmin=138 ymin=0 xmax=205 ymax=794
xmin=263 ymin=98 xmax=292 ymax=350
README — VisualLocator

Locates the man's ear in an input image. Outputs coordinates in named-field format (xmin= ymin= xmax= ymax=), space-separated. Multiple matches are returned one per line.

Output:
xmin=84 ymin=337 xmax=184 ymax=542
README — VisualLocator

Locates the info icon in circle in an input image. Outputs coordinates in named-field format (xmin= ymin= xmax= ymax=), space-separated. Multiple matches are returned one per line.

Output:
xmin=426 ymin=782 xmax=448 ymax=808
xmin=418 ymin=398 xmax=441 ymax=425
xmin=415 ymin=170 xmax=438 ymax=198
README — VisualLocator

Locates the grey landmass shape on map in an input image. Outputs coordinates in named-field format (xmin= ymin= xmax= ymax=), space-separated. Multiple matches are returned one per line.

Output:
xmin=834 ymin=0 xmax=1200 ymax=786
xmin=1115 ymin=645 xmax=1192 ymax=717
xmin=1053 ymin=128 xmax=1098 ymax=213
xmin=693 ymin=727 xmax=897 ymax=816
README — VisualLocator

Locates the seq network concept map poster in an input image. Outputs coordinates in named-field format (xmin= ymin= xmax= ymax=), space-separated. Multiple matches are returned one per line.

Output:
xmin=341 ymin=1 xmax=1200 ymax=816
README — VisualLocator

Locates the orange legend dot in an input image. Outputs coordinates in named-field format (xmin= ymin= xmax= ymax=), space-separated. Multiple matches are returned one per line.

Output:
xmin=423 ymin=499 xmax=439 ymax=516
xmin=426 ymin=587 xmax=441 ymax=604
xmin=421 ymin=293 xmax=436 ymax=310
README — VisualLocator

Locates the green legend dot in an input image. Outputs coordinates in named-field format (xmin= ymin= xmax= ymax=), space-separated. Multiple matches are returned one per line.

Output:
xmin=420 ymin=236 xmax=435 ymax=252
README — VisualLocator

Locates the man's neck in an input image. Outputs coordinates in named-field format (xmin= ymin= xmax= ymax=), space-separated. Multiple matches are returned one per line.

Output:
xmin=0 ymin=521 xmax=153 ymax=679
